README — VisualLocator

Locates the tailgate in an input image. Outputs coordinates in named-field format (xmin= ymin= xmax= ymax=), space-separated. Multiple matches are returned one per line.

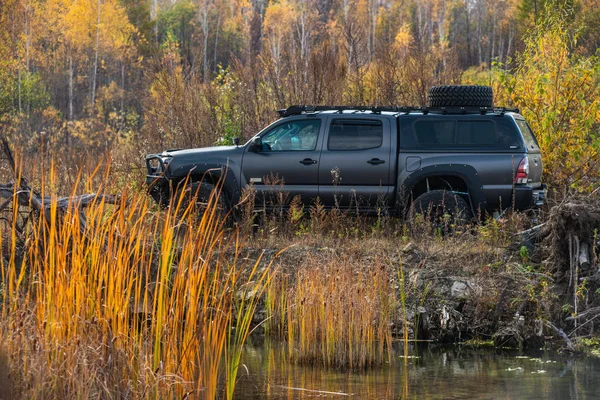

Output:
xmin=526 ymin=151 xmax=543 ymax=187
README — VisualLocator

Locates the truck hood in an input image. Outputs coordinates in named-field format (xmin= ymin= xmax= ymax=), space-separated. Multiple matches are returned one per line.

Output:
xmin=162 ymin=145 xmax=240 ymax=158
xmin=162 ymin=145 xmax=245 ymax=179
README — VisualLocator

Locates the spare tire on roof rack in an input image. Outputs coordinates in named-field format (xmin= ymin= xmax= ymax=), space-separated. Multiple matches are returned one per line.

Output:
xmin=428 ymin=85 xmax=493 ymax=108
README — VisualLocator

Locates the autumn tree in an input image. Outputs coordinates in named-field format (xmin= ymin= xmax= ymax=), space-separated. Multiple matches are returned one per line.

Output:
xmin=495 ymin=5 xmax=600 ymax=192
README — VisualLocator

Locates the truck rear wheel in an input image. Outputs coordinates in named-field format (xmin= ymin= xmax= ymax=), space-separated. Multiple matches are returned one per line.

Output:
xmin=428 ymin=85 xmax=493 ymax=108
xmin=410 ymin=190 xmax=474 ymax=231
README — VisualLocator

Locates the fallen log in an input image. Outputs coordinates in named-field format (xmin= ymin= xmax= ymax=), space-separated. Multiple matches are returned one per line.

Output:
xmin=0 ymin=136 xmax=122 ymax=235
xmin=514 ymin=222 xmax=550 ymax=252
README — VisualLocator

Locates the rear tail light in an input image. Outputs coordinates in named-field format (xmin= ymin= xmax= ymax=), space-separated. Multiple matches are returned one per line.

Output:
xmin=514 ymin=157 xmax=529 ymax=184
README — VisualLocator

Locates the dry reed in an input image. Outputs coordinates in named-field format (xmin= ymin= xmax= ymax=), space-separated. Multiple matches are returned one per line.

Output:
xmin=0 ymin=161 xmax=271 ymax=398
xmin=278 ymin=255 xmax=396 ymax=369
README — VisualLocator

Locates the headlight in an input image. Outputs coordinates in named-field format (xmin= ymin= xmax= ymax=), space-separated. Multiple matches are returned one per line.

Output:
xmin=146 ymin=154 xmax=172 ymax=174
xmin=162 ymin=156 xmax=173 ymax=170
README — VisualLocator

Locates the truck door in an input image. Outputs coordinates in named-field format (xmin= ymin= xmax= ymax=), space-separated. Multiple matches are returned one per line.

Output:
xmin=318 ymin=116 xmax=393 ymax=209
xmin=241 ymin=117 xmax=323 ymax=205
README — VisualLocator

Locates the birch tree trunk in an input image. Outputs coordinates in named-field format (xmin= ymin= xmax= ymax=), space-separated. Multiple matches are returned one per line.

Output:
xmin=466 ymin=4 xmax=472 ymax=65
xmin=437 ymin=1 xmax=447 ymax=70
xmin=68 ymin=54 xmax=74 ymax=146
xmin=25 ymin=0 xmax=30 ymax=71
xmin=476 ymin=7 xmax=482 ymax=65
xmin=120 ymin=62 xmax=125 ymax=133
xmin=506 ymin=26 xmax=514 ymax=69
xmin=213 ymin=12 xmax=220 ymax=74
xmin=17 ymin=68 xmax=22 ymax=113
xmin=201 ymin=0 xmax=210 ymax=82
xmin=91 ymin=0 xmax=101 ymax=113
xmin=152 ymin=0 xmax=158 ymax=41
xmin=490 ymin=8 xmax=496 ymax=66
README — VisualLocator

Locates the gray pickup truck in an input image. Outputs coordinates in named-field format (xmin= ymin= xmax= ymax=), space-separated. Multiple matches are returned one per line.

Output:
xmin=146 ymin=86 xmax=545 ymax=222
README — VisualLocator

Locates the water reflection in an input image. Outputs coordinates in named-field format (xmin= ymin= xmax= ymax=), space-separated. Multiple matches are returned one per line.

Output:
xmin=235 ymin=339 xmax=600 ymax=399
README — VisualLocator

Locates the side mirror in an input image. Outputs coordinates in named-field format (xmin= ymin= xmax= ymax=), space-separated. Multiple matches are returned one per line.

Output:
xmin=233 ymin=137 xmax=240 ymax=146
xmin=248 ymin=136 xmax=262 ymax=152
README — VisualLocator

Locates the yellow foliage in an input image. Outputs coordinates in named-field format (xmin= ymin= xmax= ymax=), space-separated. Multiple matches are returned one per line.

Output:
xmin=394 ymin=24 xmax=412 ymax=50
xmin=495 ymin=14 xmax=600 ymax=192
xmin=46 ymin=0 xmax=136 ymax=60
xmin=262 ymin=0 xmax=294 ymax=59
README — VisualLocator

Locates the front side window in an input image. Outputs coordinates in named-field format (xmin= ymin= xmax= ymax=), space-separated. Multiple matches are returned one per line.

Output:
xmin=261 ymin=119 xmax=321 ymax=151
xmin=328 ymin=119 xmax=383 ymax=151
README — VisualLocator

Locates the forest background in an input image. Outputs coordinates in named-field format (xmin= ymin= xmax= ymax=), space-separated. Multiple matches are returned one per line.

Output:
xmin=1 ymin=0 xmax=600 ymax=192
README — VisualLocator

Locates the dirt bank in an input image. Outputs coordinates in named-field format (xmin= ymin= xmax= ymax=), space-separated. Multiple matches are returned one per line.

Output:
xmin=247 ymin=198 xmax=600 ymax=352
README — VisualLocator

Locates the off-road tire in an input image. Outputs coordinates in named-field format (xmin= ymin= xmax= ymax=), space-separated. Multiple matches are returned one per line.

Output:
xmin=428 ymin=85 xmax=493 ymax=108
xmin=176 ymin=181 xmax=230 ymax=222
xmin=410 ymin=190 xmax=474 ymax=230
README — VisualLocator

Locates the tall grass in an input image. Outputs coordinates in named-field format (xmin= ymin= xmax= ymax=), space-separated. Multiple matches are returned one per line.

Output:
xmin=0 ymin=162 xmax=271 ymax=398
xmin=279 ymin=256 xmax=396 ymax=369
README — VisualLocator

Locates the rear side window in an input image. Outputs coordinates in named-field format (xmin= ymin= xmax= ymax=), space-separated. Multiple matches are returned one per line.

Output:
xmin=411 ymin=119 xmax=521 ymax=149
xmin=456 ymin=121 xmax=496 ymax=145
xmin=515 ymin=119 xmax=540 ymax=151
xmin=414 ymin=121 xmax=455 ymax=145
xmin=328 ymin=119 xmax=383 ymax=150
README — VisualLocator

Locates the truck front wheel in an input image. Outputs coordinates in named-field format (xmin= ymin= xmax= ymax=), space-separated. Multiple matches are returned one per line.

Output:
xmin=175 ymin=181 xmax=231 ymax=223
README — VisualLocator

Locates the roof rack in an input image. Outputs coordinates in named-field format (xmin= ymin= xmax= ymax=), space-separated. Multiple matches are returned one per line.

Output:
xmin=277 ymin=105 xmax=520 ymax=117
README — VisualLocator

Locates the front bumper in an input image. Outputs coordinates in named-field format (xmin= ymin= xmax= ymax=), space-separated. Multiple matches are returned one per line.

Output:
xmin=145 ymin=154 xmax=172 ymax=206
xmin=514 ymin=184 xmax=546 ymax=210
xmin=146 ymin=175 xmax=171 ymax=206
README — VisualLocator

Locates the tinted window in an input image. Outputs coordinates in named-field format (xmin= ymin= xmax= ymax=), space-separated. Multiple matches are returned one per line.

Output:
xmin=496 ymin=119 xmax=523 ymax=149
xmin=261 ymin=119 xmax=321 ymax=151
xmin=515 ymin=119 xmax=540 ymax=151
xmin=456 ymin=121 xmax=496 ymax=145
xmin=414 ymin=121 xmax=455 ymax=145
xmin=328 ymin=119 xmax=383 ymax=150
xmin=412 ymin=119 xmax=520 ymax=149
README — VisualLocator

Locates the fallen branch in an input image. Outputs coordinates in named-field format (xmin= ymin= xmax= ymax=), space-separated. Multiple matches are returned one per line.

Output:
xmin=55 ymin=194 xmax=122 ymax=209
xmin=544 ymin=320 xmax=574 ymax=352
xmin=565 ymin=306 xmax=600 ymax=321
xmin=516 ymin=222 xmax=548 ymax=239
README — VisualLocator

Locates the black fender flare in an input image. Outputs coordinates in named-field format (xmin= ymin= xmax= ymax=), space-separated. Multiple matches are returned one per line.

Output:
xmin=170 ymin=163 xmax=241 ymax=206
xmin=398 ymin=164 xmax=487 ymax=218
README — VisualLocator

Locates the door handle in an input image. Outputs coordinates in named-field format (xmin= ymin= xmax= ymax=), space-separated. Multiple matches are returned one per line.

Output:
xmin=299 ymin=158 xmax=317 ymax=165
xmin=367 ymin=158 xmax=385 ymax=165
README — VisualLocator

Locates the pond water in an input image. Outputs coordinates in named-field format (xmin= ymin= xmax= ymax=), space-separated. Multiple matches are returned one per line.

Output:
xmin=234 ymin=340 xmax=600 ymax=399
